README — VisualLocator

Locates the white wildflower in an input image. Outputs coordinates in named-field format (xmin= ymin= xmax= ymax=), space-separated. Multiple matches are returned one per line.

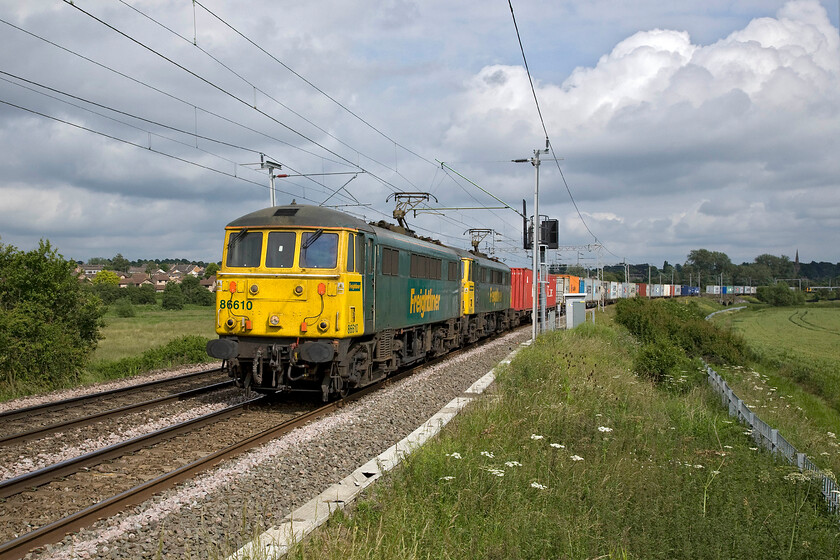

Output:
xmin=530 ymin=482 xmax=547 ymax=490
xmin=694 ymin=464 xmax=705 ymax=469
xmin=505 ymin=461 xmax=522 ymax=467
xmin=445 ymin=452 xmax=462 ymax=460
xmin=485 ymin=468 xmax=505 ymax=477
xmin=550 ymin=443 xmax=565 ymax=449
xmin=598 ymin=426 xmax=613 ymax=433
xmin=530 ymin=434 xmax=544 ymax=440
xmin=481 ymin=451 xmax=495 ymax=459
xmin=712 ymin=470 xmax=721 ymax=475
xmin=749 ymin=447 xmax=758 ymax=451
xmin=828 ymin=432 xmax=836 ymax=439
xmin=724 ymin=445 xmax=733 ymax=449
xmin=440 ymin=476 xmax=455 ymax=481
xmin=571 ymin=455 xmax=584 ymax=462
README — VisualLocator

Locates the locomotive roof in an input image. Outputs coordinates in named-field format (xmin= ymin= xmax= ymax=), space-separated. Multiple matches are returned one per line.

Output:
xmin=226 ymin=204 xmax=374 ymax=232
xmin=226 ymin=204 xmax=511 ymax=272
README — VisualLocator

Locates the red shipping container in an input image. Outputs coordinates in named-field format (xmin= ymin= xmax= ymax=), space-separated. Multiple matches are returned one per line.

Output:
xmin=545 ymin=274 xmax=558 ymax=309
xmin=510 ymin=268 xmax=533 ymax=311
xmin=638 ymin=283 xmax=648 ymax=297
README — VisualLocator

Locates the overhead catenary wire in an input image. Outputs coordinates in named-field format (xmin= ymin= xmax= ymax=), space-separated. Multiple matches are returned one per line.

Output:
xmin=0 ymin=98 xmax=314 ymax=202
xmin=165 ymin=1 xmax=525 ymax=237
xmin=507 ymin=0 xmax=621 ymax=261
xmin=59 ymin=0 xmax=417 ymax=202
xmin=60 ymin=1 xmax=522 ymax=248
xmin=115 ymin=0 xmax=429 ymax=197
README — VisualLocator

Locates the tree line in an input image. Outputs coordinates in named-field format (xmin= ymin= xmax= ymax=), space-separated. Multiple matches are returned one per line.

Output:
xmin=557 ymin=249 xmax=839 ymax=287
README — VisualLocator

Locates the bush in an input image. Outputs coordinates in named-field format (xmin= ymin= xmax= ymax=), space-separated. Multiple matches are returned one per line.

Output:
xmin=86 ymin=335 xmax=211 ymax=379
xmin=756 ymin=282 xmax=806 ymax=306
xmin=127 ymin=284 xmax=157 ymax=305
xmin=0 ymin=240 xmax=103 ymax=393
xmin=89 ymin=281 xmax=122 ymax=304
xmin=162 ymin=282 xmax=185 ymax=310
xmin=615 ymin=298 xmax=750 ymax=365
xmin=114 ymin=297 xmax=136 ymax=318
xmin=180 ymin=275 xmax=214 ymax=306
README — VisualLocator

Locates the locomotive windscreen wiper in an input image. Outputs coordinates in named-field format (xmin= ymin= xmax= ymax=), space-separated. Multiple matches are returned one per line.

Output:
xmin=228 ymin=228 xmax=248 ymax=250
xmin=302 ymin=229 xmax=324 ymax=249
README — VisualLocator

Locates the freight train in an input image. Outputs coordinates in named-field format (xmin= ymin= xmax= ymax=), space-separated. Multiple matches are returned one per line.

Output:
xmin=206 ymin=204 xmax=700 ymax=400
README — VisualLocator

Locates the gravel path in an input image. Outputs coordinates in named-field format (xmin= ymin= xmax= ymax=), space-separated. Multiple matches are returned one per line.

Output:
xmin=23 ymin=328 xmax=529 ymax=560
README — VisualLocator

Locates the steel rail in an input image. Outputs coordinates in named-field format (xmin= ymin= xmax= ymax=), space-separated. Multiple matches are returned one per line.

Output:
xmin=0 ymin=367 xmax=223 ymax=423
xmin=0 ymin=395 xmax=262 ymax=499
xmin=0 ymin=328 xmax=525 ymax=559
xmin=0 ymin=380 xmax=234 ymax=447
xmin=0 ymin=393 xmax=354 ymax=560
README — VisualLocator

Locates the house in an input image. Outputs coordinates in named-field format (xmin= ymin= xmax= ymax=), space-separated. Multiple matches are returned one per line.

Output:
xmin=200 ymin=275 xmax=217 ymax=292
xmin=79 ymin=264 xmax=105 ymax=280
xmin=152 ymin=273 xmax=172 ymax=292
xmin=170 ymin=264 xmax=204 ymax=277
xmin=119 ymin=273 xmax=154 ymax=288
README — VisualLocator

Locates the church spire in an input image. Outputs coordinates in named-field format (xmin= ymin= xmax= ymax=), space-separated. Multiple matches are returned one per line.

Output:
xmin=794 ymin=249 xmax=800 ymax=277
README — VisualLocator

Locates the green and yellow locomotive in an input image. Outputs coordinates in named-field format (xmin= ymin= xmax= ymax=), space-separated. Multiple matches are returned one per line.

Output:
xmin=206 ymin=204 xmax=513 ymax=400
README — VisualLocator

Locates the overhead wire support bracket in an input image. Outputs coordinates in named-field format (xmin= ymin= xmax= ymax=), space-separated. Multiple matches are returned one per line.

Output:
xmin=386 ymin=192 xmax=437 ymax=230
xmin=465 ymin=228 xmax=495 ymax=253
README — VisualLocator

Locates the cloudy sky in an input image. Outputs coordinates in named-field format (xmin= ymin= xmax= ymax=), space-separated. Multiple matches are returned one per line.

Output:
xmin=0 ymin=0 xmax=837 ymax=269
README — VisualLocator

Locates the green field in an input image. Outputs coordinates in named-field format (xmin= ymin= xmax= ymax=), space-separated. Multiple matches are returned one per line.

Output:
xmin=92 ymin=304 xmax=217 ymax=364
xmin=714 ymin=302 xmax=840 ymax=408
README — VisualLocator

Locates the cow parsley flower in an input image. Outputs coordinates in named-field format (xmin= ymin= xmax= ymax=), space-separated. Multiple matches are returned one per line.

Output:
xmin=440 ymin=476 xmax=455 ymax=481
xmin=445 ymin=452 xmax=462 ymax=460
xmin=505 ymin=461 xmax=522 ymax=467
xmin=481 ymin=451 xmax=495 ymax=459
xmin=550 ymin=443 xmax=565 ymax=449
xmin=571 ymin=455 xmax=584 ymax=462
xmin=530 ymin=434 xmax=544 ymax=440
xmin=598 ymin=426 xmax=613 ymax=433
xmin=530 ymin=482 xmax=547 ymax=490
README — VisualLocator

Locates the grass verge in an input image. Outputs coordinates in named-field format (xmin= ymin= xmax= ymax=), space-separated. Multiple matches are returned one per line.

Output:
xmin=0 ymin=305 xmax=216 ymax=401
xmin=284 ymin=317 xmax=840 ymax=560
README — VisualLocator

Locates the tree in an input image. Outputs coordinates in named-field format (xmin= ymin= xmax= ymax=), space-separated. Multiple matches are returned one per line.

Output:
xmin=180 ymin=275 xmax=213 ymax=306
xmin=92 ymin=270 xmax=120 ymax=285
xmin=110 ymin=253 xmax=130 ymax=274
xmin=204 ymin=262 xmax=219 ymax=278
xmin=756 ymin=282 xmax=805 ymax=306
xmin=144 ymin=261 xmax=159 ymax=277
xmin=162 ymin=282 xmax=185 ymax=310
xmin=0 ymin=240 xmax=103 ymax=391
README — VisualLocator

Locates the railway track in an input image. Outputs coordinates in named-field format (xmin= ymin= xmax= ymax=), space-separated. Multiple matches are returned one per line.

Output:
xmin=0 ymin=367 xmax=227 ymax=437
xmin=0 ymin=332 xmax=519 ymax=560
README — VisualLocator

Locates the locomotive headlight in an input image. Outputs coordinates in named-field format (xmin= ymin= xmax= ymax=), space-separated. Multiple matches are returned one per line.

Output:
xmin=294 ymin=285 xmax=304 ymax=295
xmin=249 ymin=283 xmax=259 ymax=295
xmin=269 ymin=314 xmax=280 ymax=326
xmin=225 ymin=318 xmax=236 ymax=330
xmin=318 ymin=320 xmax=329 ymax=332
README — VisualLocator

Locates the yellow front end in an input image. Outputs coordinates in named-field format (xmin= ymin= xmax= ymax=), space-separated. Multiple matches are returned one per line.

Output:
xmin=215 ymin=227 xmax=365 ymax=339
xmin=461 ymin=258 xmax=475 ymax=315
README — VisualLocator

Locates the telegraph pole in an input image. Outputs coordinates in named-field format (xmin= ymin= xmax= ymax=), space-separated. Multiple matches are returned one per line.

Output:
xmin=514 ymin=140 xmax=550 ymax=342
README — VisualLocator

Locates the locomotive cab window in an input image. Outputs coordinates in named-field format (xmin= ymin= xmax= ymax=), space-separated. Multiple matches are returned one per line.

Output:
xmin=346 ymin=234 xmax=355 ymax=272
xmin=265 ymin=231 xmax=295 ymax=268
xmin=300 ymin=231 xmax=338 ymax=268
xmin=226 ymin=231 xmax=263 ymax=268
